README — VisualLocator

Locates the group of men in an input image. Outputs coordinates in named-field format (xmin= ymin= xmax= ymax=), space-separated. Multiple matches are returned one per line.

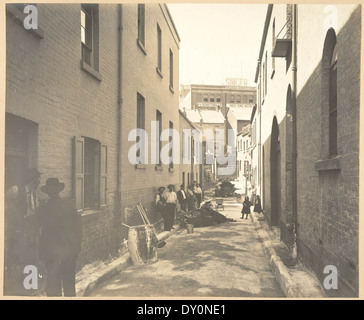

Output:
xmin=155 ymin=182 xmax=203 ymax=231
xmin=5 ymin=168 xmax=82 ymax=297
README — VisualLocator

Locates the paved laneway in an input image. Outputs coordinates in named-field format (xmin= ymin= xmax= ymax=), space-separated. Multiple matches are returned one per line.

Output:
xmin=87 ymin=200 xmax=284 ymax=298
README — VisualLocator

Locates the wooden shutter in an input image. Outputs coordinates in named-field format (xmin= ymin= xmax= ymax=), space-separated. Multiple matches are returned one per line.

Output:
xmin=100 ymin=143 xmax=107 ymax=207
xmin=73 ymin=136 xmax=84 ymax=212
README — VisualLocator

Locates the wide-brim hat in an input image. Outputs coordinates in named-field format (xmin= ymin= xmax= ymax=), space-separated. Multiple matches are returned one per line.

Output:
xmin=158 ymin=186 xmax=165 ymax=192
xmin=41 ymin=178 xmax=65 ymax=195
xmin=24 ymin=168 xmax=42 ymax=183
xmin=167 ymin=184 xmax=174 ymax=189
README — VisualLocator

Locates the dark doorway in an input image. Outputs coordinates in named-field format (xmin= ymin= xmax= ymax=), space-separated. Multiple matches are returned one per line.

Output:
xmin=270 ymin=117 xmax=281 ymax=226
xmin=5 ymin=113 xmax=38 ymax=189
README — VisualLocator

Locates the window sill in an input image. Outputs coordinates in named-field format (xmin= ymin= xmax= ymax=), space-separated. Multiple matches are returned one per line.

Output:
xmin=168 ymin=167 xmax=174 ymax=173
xmin=7 ymin=5 xmax=44 ymax=39
xmin=135 ymin=163 xmax=146 ymax=170
xmin=169 ymin=86 xmax=174 ymax=94
xmin=315 ymin=155 xmax=342 ymax=172
xmin=81 ymin=209 xmax=103 ymax=223
xmin=156 ymin=67 xmax=163 ymax=78
xmin=137 ymin=39 xmax=147 ymax=55
xmin=81 ymin=60 xmax=103 ymax=81
xmin=155 ymin=165 xmax=163 ymax=171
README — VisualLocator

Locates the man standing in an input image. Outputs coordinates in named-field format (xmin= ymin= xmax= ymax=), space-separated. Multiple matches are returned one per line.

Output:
xmin=155 ymin=186 xmax=167 ymax=230
xmin=176 ymin=184 xmax=187 ymax=212
xmin=38 ymin=178 xmax=83 ymax=297
xmin=164 ymin=184 xmax=177 ymax=231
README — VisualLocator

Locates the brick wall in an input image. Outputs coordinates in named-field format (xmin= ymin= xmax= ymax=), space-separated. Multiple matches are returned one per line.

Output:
xmin=5 ymin=4 xmax=182 ymax=293
xmin=296 ymin=5 xmax=360 ymax=296
xmin=6 ymin=4 xmax=122 ymax=276
xmin=119 ymin=4 xmax=180 ymax=239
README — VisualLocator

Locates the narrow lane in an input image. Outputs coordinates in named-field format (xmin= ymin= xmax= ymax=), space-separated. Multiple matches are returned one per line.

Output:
xmin=88 ymin=201 xmax=284 ymax=297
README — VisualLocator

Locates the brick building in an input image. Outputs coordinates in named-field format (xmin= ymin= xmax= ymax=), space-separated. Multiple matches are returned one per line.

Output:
xmin=5 ymin=3 xmax=180 ymax=295
xmin=254 ymin=4 xmax=360 ymax=296
xmin=190 ymin=82 xmax=256 ymax=117
xmin=236 ymin=125 xmax=251 ymax=194
xmin=178 ymin=110 xmax=202 ymax=189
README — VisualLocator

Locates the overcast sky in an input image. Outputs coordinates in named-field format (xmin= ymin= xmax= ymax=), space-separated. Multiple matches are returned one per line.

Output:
xmin=168 ymin=4 xmax=268 ymax=87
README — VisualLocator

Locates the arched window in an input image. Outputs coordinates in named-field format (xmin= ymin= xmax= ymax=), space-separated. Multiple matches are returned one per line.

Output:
xmin=329 ymin=41 xmax=338 ymax=156
xmin=322 ymin=28 xmax=338 ymax=157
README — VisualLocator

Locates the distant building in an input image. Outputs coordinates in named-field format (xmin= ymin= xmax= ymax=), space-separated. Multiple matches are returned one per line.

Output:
xmin=190 ymin=82 xmax=256 ymax=117
xmin=249 ymin=105 xmax=259 ymax=193
xmin=236 ymin=125 xmax=251 ymax=194
xmin=184 ymin=109 xmax=225 ymax=181
xmin=179 ymin=109 xmax=202 ymax=188
xmin=226 ymin=106 xmax=253 ymax=136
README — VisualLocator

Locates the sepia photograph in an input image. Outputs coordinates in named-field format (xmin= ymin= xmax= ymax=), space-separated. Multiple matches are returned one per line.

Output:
xmin=1 ymin=2 xmax=361 ymax=300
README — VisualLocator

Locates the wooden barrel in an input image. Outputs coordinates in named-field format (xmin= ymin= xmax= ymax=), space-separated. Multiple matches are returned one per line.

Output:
xmin=128 ymin=225 xmax=158 ymax=265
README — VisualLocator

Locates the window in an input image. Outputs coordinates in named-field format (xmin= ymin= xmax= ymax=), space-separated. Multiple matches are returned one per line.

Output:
xmin=137 ymin=94 xmax=145 ymax=160
xmin=73 ymin=136 xmax=107 ymax=212
xmin=230 ymin=95 xmax=235 ymax=103
xmin=329 ymin=42 xmax=338 ymax=156
xmin=156 ymin=110 xmax=162 ymax=166
xmin=169 ymin=50 xmax=174 ymax=90
xmin=81 ymin=4 xmax=99 ymax=70
xmin=249 ymin=96 xmax=254 ymax=103
xmin=169 ymin=121 xmax=173 ymax=169
xmin=322 ymin=28 xmax=338 ymax=159
xmin=204 ymin=94 xmax=208 ymax=102
xmin=138 ymin=4 xmax=145 ymax=47
xmin=237 ymin=95 xmax=241 ymax=103
xmin=157 ymin=24 xmax=162 ymax=72
xmin=210 ymin=95 xmax=215 ymax=102
xmin=216 ymin=95 xmax=221 ymax=103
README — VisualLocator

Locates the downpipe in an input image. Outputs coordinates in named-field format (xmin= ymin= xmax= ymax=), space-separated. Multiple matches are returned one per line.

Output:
xmin=291 ymin=4 xmax=298 ymax=261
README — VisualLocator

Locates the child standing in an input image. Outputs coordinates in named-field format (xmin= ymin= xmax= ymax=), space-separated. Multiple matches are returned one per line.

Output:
xmin=241 ymin=196 xmax=252 ymax=219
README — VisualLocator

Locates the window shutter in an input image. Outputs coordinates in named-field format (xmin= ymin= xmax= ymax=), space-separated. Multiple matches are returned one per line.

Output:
xmin=73 ymin=136 xmax=84 ymax=212
xmin=100 ymin=143 xmax=107 ymax=207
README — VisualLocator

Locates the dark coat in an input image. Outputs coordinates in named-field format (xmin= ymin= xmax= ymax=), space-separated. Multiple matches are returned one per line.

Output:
xmin=253 ymin=198 xmax=262 ymax=213
xmin=39 ymin=197 xmax=83 ymax=261
xmin=177 ymin=190 xmax=187 ymax=204
xmin=241 ymin=200 xmax=252 ymax=214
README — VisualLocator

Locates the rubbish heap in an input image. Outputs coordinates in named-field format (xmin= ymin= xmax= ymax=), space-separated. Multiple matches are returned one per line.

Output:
xmin=215 ymin=180 xmax=236 ymax=197
xmin=176 ymin=202 xmax=235 ymax=228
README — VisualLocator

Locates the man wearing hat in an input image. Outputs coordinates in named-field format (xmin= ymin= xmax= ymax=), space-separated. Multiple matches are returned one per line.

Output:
xmin=5 ymin=168 xmax=42 ymax=218
xmin=38 ymin=178 xmax=83 ymax=297
xmin=155 ymin=186 xmax=167 ymax=229
xmin=164 ymin=184 xmax=177 ymax=231
xmin=177 ymin=184 xmax=187 ymax=212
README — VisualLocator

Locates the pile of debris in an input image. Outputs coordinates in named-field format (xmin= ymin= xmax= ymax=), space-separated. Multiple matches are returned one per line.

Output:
xmin=215 ymin=181 xmax=236 ymax=197
xmin=176 ymin=202 xmax=235 ymax=228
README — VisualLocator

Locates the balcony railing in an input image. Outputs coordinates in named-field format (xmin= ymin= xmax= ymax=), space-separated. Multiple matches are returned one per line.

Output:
xmin=272 ymin=19 xmax=292 ymax=58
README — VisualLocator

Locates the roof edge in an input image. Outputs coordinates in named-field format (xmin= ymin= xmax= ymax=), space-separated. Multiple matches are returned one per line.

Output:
xmin=254 ymin=4 xmax=273 ymax=83
xmin=164 ymin=4 xmax=181 ymax=43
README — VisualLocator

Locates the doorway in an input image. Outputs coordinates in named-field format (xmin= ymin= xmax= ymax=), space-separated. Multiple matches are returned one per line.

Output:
xmin=270 ymin=117 xmax=281 ymax=226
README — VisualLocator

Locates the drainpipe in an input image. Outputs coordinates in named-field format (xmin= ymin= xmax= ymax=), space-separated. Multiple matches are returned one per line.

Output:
xmin=258 ymin=60 xmax=262 ymax=203
xmin=117 ymin=4 xmax=123 ymax=213
xmin=291 ymin=4 xmax=298 ymax=260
